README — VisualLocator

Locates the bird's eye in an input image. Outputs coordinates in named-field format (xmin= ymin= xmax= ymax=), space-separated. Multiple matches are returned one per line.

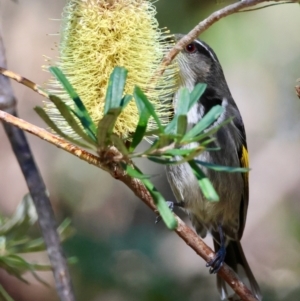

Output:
xmin=185 ymin=43 xmax=196 ymax=53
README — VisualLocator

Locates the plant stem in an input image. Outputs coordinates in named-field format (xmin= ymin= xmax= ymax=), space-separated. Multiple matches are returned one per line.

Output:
xmin=0 ymin=32 xmax=75 ymax=301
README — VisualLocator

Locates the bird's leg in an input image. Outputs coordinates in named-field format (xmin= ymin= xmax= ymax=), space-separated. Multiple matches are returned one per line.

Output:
xmin=155 ymin=201 xmax=184 ymax=224
xmin=206 ymin=224 xmax=226 ymax=274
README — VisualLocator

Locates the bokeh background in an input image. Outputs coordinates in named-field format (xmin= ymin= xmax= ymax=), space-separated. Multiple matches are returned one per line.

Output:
xmin=1 ymin=0 xmax=300 ymax=300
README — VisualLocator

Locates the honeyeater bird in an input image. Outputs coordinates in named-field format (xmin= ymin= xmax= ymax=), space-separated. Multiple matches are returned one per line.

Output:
xmin=166 ymin=34 xmax=261 ymax=301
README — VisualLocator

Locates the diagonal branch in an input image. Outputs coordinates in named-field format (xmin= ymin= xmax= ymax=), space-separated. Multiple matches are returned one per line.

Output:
xmin=0 ymin=32 xmax=75 ymax=301
xmin=0 ymin=110 xmax=259 ymax=301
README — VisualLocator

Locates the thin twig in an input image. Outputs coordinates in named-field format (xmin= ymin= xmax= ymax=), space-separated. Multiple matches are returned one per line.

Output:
xmin=0 ymin=67 xmax=48 ymax=98
xmin=239 ymin=1 xmax=295 ymax=12
xmin=159 ymin=0 xmax=299 ymax=76
xmin=0 ymin=33 xmax=75 ymax=301
xmin=0 ymin=110 xmax=258 ymax=301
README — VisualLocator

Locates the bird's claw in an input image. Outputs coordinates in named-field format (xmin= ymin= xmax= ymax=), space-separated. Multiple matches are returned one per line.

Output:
xmin=206 ymin=247 xmax=226 ymax=274
xmin=155 ymin=201 xmax=175 ymax=224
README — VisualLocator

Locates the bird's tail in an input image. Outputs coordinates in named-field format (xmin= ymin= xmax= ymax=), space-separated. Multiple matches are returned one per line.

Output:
xmin=213 ymin=240 xmax=262 ymax=301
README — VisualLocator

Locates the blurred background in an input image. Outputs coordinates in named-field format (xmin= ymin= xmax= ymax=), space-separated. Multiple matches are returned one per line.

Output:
xmin=0 ymin=0 xmax=300 ymax=300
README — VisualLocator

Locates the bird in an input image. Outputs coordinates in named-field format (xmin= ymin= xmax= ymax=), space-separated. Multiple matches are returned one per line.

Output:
xmin=165 ymin=34 xmax=262 ymax=301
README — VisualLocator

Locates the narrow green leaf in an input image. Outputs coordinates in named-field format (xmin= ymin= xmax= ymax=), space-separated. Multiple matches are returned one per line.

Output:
xmin=133 ymin=86 xmax=163 ymax=132
xmin=49 ymin=95 xmax=97 ymax=145
xmin=0 ymin=285 xmax=14 ymax=301
xmin=195 ymin=160 xmax=250 ymax=173
xmin=0 ymin=194 xmax=36 ymax=237
xmin=183 ymin=117 xmax=232 ymax=144
xmin=147 ymin=156 xmax=175 ymax=165
xmin=34 ymin=107 xmax=93 ymax=149
xmin=176 ymin=115 xmax=187 ymax=139
xmin=156 ymin=133 xmax=174 ymax=149
xmin=49 ymin=67 xmax=77 ymax=99
xmin=182 ymin=105 xmax=224 ymax=142
xmin=70 ymin=108 xmax=97 ymax=141
xmin=122 ymin=164 xmax=177 ymax=229
xmin=129 ymin=125 xmax=148 ymax=152
xmin=4 ymin=254 xmax=49 ymax=286
xmin=163 ymin=148 xmax=200 ymax=156
xmin=143 ymin=179 xmax=177 ymax=230
xmin=104 ymin=67 xmax=128 ymax=114
xmin=188 ymin=160 xmax=219 ymax=202
xmin=164 ymin=116 xmax=178 ymax=134
xmin=174 ymin=147 xmax=206 ymax=165
xmin=97 ymin=107 xmax=122 ymax=146
xmin=122 ymin=163 xmax=151 ymax=179
xmin=189 ymin=83 xmax=207 ymax=110
xmin=144 ymin=129 xmax=161 ymax=136
xmin=49 ymin=66 xmax=97 ymax=138
xmin=176 ymin=88 xmax=190 ymax=115
xmin=120 ymin=94 xmax=132 ymax=108
xmin=130 ymin=89 xmax=151 ymax=152
xmin=164 ymin=84 xmax=206 ymax=135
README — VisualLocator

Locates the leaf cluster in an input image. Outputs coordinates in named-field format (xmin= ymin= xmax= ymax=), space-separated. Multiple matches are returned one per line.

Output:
xmin=0 ymin=194 xmax=75 ymax=301
xmin=35 ymin=66 xmax=249 ymax=231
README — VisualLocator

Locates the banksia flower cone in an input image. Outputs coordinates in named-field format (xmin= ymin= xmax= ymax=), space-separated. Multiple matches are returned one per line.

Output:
xmin=46 ymin=0 xmax=178 ymax=139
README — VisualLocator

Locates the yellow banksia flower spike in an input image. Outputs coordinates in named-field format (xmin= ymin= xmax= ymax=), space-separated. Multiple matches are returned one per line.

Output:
xmin=46 ymin=0 xmax=178 ymax=139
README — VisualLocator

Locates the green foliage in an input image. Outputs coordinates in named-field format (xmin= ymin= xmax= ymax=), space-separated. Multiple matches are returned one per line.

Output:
xmin=49 ymin=66 xmax=97 ymax=141
xmin=36 ymin=66 xmax=249 ymax=231
xmin=0 ymin=194 xmax=75 ymax=301
xmin=123 ymin=164 xmax=177 ymax=230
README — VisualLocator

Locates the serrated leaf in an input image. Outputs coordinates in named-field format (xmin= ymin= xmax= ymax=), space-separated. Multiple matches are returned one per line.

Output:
xmin=97 ymin=107 xmax=122 ymax=147
xmin=133 ymin=86 xmax=163 ymax=132
xmin=104 ymin=67 xmax=128 ymax=114
xmin=34 ymin=107 xmax=93 ymax=149
xmin=182 ymin=105 xmax=224 ymax=142
xmin=195 ymin=160 xmax=250 ymax=173
xmin=49 ymin=66 xmax=97 ymax=139
xmin=188 ymin=160 xmax=219 ymax=202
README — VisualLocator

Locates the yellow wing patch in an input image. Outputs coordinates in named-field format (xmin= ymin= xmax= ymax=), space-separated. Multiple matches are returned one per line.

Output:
xmin=240 ymin=145 xmax=249 ymax=186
